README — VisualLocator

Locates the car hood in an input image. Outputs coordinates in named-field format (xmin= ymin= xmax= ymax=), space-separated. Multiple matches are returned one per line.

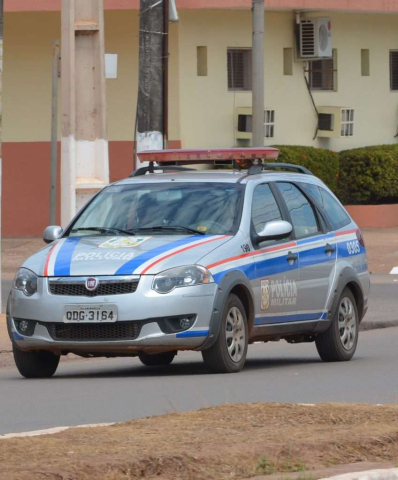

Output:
xmin=23 ymin=235 xmax=232 ymax=277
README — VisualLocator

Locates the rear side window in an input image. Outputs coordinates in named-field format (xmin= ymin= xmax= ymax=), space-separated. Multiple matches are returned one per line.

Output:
xmin=300 ymin=183 xmax=351 ymax=231
xmin=276 ymin=183 xmax=320 ymax=239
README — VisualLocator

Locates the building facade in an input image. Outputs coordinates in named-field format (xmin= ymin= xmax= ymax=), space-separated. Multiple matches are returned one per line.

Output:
xmin=4 ymin=0 xmax=398 ymax=235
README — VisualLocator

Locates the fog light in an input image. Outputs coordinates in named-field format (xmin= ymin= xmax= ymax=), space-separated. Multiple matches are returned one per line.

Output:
xmin=180 ymin=317 xmax=194 ymax=329
xmin=15 ymin=319 xmax=36 ymax=337
xmin=19 ymin=320 xmax=30 ymax=333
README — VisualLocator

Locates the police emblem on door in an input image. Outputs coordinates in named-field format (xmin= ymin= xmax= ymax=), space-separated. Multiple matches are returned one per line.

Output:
xmin=86 ymin=278 xmax=99 ymax=291
xmin=261 ymin=279 xmax=270 ymax=311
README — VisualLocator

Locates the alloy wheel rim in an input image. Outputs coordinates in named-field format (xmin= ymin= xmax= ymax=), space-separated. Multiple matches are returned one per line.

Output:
xmin=225 ymin=306 xmax=245 ymax=363
xmin=338 ymin=297 xmax=357 ymax=351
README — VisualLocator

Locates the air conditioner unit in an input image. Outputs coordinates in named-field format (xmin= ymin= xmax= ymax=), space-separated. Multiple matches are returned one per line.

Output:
xmin=317 ymin=107 xmax=354 ymax=138
xmin=299 ymin=17 xmax=332 ymax=59
xmin=235 ymin=107 xmax=275 ymax=142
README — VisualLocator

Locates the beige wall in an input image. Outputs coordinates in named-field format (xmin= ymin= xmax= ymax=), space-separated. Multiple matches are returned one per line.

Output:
xmin=4 ymin=10 xmax=180 ymax=143
xmin=178 ymin=10 xmax=398 ymax=151
xmin=4 ymin=9 xmax=398 ymax=150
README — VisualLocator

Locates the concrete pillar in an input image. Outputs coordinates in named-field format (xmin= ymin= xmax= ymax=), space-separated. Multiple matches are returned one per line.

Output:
xmin=252 ymin=0 xmax=265 ymax=148
xmin=61 ymin=0 xmax=109 ymax=226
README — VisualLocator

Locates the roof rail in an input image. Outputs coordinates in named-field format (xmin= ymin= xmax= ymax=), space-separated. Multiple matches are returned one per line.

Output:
xmin=130 ymin=166 xmax=196 ymax=177
xmin=248 ymin=162 xmax=313 ymax=176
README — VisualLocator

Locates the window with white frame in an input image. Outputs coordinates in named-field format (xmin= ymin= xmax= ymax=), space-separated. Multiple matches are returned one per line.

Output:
xmin=341 ymin=109 xmax=354 ymax=137
xmin=227 ymin=48 xmax=252 ymax=91
xmin=390 ymin=51 xmax=398 ymax=90
xmin=306 ymin=50 xmax=337 ymax=91
xmin=264 ymin=110 xmax=275 ymax=138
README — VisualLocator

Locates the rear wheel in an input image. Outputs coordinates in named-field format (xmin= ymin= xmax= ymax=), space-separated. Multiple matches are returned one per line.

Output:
xmin=138 ymin=351 xmax=176 ymax=367
xmin=316 ymin=287 xmax=359 ymax=362
xmin=202 ymin=294 xmax=248 ymax=373
xmin=13 ymin=346 xmax=60 ymax=378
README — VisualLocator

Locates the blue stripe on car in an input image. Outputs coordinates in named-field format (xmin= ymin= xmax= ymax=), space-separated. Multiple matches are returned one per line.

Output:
xmin=255 ymin=311 xmax=327 ymax=325
xmin=213 ymin=236 xmax=366 ymax=285
xmin=115 ymin=235 xmax=207 ymax=275
xmin=54 ymin=237 xmax=81 ymax=276
xmin=176 ymin=329 xmax=209 ymax=338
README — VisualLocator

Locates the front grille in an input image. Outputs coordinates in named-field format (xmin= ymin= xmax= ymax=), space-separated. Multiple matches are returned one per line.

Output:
xmin=45 ymin=321 xmax=142 ymax=341
xmin=49 ymin=281 xmax=139 ymax=297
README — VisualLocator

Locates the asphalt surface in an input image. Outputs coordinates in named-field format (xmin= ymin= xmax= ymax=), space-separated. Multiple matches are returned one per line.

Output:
xmin=1 ymin=326 xmax=398 ymax=435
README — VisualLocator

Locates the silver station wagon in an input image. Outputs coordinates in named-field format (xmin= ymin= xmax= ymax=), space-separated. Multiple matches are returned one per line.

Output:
xmin=7 ymin=148 xmax=370 ymax=377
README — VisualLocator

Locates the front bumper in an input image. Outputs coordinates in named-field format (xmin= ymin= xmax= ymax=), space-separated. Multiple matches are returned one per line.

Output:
xmin=8 ymin=275 xmax=217 ymax=354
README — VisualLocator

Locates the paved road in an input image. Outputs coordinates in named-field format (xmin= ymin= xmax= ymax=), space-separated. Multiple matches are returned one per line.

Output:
xmin=1 ymin=327 xmax=397 ymax=435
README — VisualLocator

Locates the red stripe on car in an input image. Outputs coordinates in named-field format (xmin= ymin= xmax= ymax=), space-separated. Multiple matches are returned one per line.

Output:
xmin=207 ymin=241 xmax=297 ymax=270
xmin=140 ymin=235 xmax=230 ymax=275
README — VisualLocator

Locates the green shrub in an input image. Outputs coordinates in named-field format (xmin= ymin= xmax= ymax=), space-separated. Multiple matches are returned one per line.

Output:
xmin=273 ymin=145 xmax=339 ymax=192
xmin=338 ymin=145 xmax=398 ymax=205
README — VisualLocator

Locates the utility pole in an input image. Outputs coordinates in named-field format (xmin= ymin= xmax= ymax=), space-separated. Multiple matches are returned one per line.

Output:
xmin=50 ymin=40 xmax=60 ymax=225
xmin=252 ymin=0 xmax=265 ymax=147
xmin=0 ymin=0 xmax=4 ymax=312
xmin=61 ymin=0 xmax=109 ymax=226
xmin=137 ymin=0 xmax=165 ymax=156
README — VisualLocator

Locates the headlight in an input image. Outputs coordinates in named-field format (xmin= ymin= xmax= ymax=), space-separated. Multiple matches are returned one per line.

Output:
xmin=153 ymin=265 xmax=214 ymax=294
xmin=13 ymin=268 xmax=38 ymax=296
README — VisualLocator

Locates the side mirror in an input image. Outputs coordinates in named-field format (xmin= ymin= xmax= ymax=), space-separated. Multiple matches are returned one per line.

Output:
xmin=43 ymin=226 xmax=63 ymax=244
xmin=257 ymin=220 xmax=293 ymax=241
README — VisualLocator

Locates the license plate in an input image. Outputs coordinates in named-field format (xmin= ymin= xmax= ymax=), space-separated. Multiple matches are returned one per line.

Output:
xmin=63 ymin=305 xmax=118 ymax=323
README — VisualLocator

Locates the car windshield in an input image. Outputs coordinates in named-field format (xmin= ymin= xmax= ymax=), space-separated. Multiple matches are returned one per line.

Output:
xmin=68 ymin=182 xmax=245 ymax=237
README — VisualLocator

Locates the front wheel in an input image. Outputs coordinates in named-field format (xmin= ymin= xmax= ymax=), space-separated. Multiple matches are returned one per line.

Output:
xmin=138 ymin=351 xmax=176 ymax=367
xmin=316 ymin=287 xmax=359 ymax=362
xmin=13 ymin=346 xmax=60 ymax=378
xmin=202 ymin=294 xmax=248 ymax=373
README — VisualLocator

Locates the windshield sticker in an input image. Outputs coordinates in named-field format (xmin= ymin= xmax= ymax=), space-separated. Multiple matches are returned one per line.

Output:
xmin=105 ymin=186 xmax=124 ymax=194
xmin=73 ymin=251 xmax=135 ymax=262
xmin=99 ymin=237 xmax=151 ymax=249
xmin=197 ymin=226 xmax=207 ymax=232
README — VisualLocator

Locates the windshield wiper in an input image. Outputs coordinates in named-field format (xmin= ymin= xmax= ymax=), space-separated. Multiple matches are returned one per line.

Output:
xmin=133 ymin=226 xmax=206 ymax=235
xmin=70 ymin=227 xmax=135 ymax=236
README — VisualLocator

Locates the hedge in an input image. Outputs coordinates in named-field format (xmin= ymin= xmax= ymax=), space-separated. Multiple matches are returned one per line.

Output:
xmin=338 ymin=145 xmax=398 ymax=205
xmin=273 ymin=145 xmax=339 ymax=192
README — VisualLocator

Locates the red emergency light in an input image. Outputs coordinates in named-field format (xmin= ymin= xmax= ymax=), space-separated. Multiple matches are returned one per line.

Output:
xmin=137 ymin=148 xmax=280 ymax=164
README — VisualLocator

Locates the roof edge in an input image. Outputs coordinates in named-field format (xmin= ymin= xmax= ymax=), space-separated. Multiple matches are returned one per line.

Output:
xmin=5 ymin=0 xmax=398 ymax=14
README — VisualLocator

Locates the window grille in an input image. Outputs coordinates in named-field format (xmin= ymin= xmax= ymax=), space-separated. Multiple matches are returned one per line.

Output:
xmin=228 ymin=49 xmax=252 ymax=91
xmin=341 ymin=109 xmax=354 ymax=137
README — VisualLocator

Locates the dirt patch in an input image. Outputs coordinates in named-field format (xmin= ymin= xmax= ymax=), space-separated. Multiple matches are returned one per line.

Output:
xmin=2 ymin=237 xmax=44 ymax=280
xmin=362 ymin=228 xmax=398 ymax=275
xmin=1 ymin=403 xmax=398 ymax=480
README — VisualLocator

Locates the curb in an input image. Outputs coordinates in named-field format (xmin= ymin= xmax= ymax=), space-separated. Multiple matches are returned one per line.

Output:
xmin=0 ymin=422 xmax=115 ymax=440
xmin=321 ymin=469 xmax=398 ymax=480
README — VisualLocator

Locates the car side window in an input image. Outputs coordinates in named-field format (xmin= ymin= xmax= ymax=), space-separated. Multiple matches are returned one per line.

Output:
xmin=251 ymin=184 xmax=283 ymax=248
xmin=300 ymin=183 xmax=351 ymax=231
xmin=276 ymin=182 xmax=320 ymax=240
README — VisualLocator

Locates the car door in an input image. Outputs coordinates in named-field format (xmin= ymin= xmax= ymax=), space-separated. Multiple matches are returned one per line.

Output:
xmin=249 ymin=183 xmax=300 ymax=327
xmin=275 ymin=182 xmax=337 ymax=321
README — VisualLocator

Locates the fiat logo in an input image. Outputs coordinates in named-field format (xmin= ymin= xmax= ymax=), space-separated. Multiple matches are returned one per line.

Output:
xmin=86 ymin=277 xmax=99 ymax=291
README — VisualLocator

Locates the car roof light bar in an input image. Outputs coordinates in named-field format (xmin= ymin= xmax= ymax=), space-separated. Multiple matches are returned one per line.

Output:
xmin=137 ymin=148 xmax=280 ymax=164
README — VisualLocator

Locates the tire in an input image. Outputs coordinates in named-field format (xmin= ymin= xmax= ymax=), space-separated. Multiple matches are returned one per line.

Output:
xmin=202 ymin=294 xmax=248 ymax=373
xmin=13 ymin=346 xmax=60 ymax=379
xmin=316 ymin=287 xmax=359 ymax=362
xmin=138 ymin=351 xmax=176 ymax=367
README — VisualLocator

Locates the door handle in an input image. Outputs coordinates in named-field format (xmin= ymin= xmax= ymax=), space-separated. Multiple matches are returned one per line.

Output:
xmin=325 ymin=243 xmax=336 ymax=254
xmin=286 ymin=251 xmax=298 ymax=262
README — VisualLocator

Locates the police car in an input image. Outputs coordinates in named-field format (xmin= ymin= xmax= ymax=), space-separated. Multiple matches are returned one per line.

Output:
xmin=7 ymin=148 xmax=370 ymax=377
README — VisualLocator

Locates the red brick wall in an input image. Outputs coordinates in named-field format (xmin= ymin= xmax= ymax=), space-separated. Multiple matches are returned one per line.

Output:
xmin=2 ymin=140 xmax=181 ymax=237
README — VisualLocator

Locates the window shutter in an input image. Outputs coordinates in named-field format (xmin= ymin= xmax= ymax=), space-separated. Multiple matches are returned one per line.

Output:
xmin=390 ymin=51 xmax=398 ymax=90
